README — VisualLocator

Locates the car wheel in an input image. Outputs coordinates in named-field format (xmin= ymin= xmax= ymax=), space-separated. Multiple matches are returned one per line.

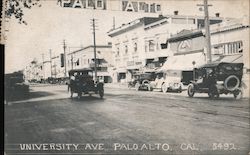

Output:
xmin=187 ymin=84 xmax=195 ymax=97
xmin=135 ymin=83 xmax=140 ymax=91
xmin=162 ymin=83 xmax=168 ymax=93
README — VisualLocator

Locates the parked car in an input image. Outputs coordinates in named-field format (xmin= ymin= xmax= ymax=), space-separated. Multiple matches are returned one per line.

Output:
xmin=5 ymin=71 xmax=29 ymax=101
xmin=132 ymin=72 xmax=156 ymax=91
xmin=187 ymin=62 xmax=244 ymax=99
xmin=68 ymin=68 xmax=104 ymax=98
xmin=150 ymin=69 xmax=192 ymax=93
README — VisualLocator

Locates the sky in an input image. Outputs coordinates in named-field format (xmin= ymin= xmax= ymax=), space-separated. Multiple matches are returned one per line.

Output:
xmin=4 ymin=0 xmax=249 ymax=73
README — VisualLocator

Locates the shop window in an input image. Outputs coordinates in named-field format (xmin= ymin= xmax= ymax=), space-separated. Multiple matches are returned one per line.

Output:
xmin=87 ymin=0 xmax=95 ymax=8
xmin=149 ymin=40 xmax=155 ymax=52
xmin=96 ymin=0 xmax=103 ymax=8
xmin=156 ymin=5 xmax=161 ymax=11
xmin=238 ymin=41 xmax=243 ymax=53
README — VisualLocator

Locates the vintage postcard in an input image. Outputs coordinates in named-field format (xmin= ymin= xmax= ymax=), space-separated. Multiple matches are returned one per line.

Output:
xmin=2 ymin=0 xmax=249 ymax=154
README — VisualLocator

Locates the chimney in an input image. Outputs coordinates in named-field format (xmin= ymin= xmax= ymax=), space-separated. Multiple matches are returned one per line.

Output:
xmin=215 ymin=13 xmax=220 ymax=17
xmin=174 ymin=11 xmax=178 ymax=15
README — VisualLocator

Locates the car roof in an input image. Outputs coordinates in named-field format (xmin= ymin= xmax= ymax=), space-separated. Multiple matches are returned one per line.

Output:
xmin=198 ymin=62 xmax=244 ymax=68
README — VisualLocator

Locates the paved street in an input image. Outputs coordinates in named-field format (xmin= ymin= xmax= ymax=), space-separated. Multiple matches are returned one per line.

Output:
xmin=5 ymin=84 xmax=250 ymax=155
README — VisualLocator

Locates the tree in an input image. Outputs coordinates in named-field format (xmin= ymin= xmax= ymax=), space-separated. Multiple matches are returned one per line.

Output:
xmin=5 ymin=0 xmax=41 ymax=25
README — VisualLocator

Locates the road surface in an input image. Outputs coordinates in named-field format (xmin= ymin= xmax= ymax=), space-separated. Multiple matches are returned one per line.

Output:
xmin=5 ymin=84 xmax=250 ymax=155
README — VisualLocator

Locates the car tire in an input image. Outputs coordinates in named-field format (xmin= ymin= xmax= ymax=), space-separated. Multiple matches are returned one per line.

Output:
xmin=162 ymin=83 xmax=168 ymax=93
xmin=224 ymin=75 xmax=240 ymax=91
xmin=187 ymin=84 xmax=195 ymax=97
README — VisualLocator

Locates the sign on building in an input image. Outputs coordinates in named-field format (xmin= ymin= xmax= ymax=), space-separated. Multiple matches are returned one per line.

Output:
xmin=58 ymin=0 xmax=106 ymax=9
xmin=122 ymin=0 xmax=161 ymax=13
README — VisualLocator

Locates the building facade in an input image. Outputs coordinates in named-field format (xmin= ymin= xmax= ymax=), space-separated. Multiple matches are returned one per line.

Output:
xmin=107 ymin=14 xmax=224 ymax=82
xmin=67 ymin=44 xmax=114 ymax=83
xmin=165 ymin=18 xmax=249 ymax=97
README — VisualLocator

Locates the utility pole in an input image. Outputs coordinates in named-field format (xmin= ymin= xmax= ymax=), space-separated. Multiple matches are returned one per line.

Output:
xmin=63 ymin=40 xmax=67 ymax=77
xmin=91 ymin=18 xmax=98 ymax=81
xmin=71 ymin=54 xmax=74 ymax=70
xmin=198 ymin=0 xmax=212 ymax=63
xmin=42 ymin=53 xmax=45 ymax=81
xmin=49 ymin=49 xmax=53 ymax=78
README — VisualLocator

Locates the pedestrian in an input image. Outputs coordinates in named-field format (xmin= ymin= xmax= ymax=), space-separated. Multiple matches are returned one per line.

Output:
xmin=69 ymin=74 xmax=76 ymax=98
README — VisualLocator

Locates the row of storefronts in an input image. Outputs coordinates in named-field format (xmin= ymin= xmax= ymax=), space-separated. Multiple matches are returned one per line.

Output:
xmin=107 ymin=14 xmax=224 ymax=82
xmin=24 ymin=44 xmax=114 ymax=83
xmin=23 ymin=14 xmax=249 ymax=96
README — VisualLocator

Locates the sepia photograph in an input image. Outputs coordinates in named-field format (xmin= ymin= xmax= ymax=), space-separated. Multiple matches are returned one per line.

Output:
xmin=1 ymin=0 xmax=250 ymax=154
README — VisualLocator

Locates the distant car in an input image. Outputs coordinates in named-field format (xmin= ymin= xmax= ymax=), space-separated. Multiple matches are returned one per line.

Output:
xmin=132 ymin=72 xmax=156 ymax=91
xmin=68 ymin=68 xmax=104 ymax=98
xmin=187 ymin=62 xmax=244 ymax=99
xmin=5 ymin=72 xmax=29 ymax=101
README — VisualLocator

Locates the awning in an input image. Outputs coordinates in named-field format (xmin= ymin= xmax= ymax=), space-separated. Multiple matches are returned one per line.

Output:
xmin=161 ymin=52 xmax=206 ymax=70
xmin=219 ymin=54 xmax=243 ymax=63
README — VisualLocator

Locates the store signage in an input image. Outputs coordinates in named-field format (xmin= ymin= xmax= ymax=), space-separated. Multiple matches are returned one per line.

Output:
xmin=122 ymin=1 xmax=161 ymax=13
xmin=178 ymin=40 xmax=192 ymax=52
xmin=58 ymin=0 xmax=106 ymax=10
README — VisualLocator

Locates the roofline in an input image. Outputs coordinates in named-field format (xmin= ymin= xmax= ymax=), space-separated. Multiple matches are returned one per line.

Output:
xmin=167 ymin=30 xmax=204 ymax=42
xmin=107 ymin=15 xmax=227 ymax=37
xmin=68 ymin=45 xmax=112 ymax=55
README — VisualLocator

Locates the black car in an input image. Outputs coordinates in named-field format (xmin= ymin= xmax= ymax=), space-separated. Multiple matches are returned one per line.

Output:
xmin=131 ymin=72 xmax=156 ymax=91
xmin=187 ymin=62 xmax=244 ymax=99
xmin=68 ymin=68 xmax=104 ymax=98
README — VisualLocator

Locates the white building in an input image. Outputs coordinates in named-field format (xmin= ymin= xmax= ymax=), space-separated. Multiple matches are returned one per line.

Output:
xmin=107 ymin=14 xmax=224 ymax=82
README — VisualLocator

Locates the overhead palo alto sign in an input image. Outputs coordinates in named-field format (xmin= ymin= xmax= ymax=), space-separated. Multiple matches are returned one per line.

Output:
xmin=122 ymin=1 xmax=161 ymax=13
xmin=57 ymin=0 xmax=161 ymax=13
xmin=57 ymin=0 xmax=107 ymax=10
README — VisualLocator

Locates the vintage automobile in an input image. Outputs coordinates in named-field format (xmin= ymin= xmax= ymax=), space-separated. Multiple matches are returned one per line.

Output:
xmin=187 ymin=62 xmax=244 ymax=98
xmin=5 ymin=71 xmax=29 ymax=101
xmin=132 ymin=72 xmax=156 ymax=91
xmin=68 ymin=68 xmax=104 ymax=98
xmin=150 ymin=69 xmax=192 ymax=93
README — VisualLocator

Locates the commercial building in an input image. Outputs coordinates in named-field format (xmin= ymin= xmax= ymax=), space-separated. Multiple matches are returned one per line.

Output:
xmin=107 ymin=14 xmax=224 ymax=82
xmin=67 ymin=44 xmax=114 ymax=83
xmin=164 ymin=18 xmax=249 ymax=97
